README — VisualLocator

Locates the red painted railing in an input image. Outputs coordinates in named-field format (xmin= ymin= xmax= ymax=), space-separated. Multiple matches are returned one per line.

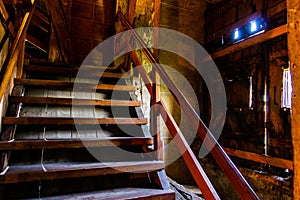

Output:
xmin=116 ymin=10 xmax=260 ymax=200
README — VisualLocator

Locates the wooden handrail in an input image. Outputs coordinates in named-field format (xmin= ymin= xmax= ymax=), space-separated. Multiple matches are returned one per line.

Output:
xmin=160 ymin=100 xmax=220 ymax=200
xmin=0 ymin=1 xmax=35 ymax=100
xmin=117 ymin=10 xmax=260 ymax=200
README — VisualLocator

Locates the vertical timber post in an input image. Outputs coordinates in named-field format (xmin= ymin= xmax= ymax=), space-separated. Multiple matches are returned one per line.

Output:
xmin=153 ymin=0 xmax=162 ymax=160
xmin=151 ymin=68 xmax=162 ymax=160
xmin=16 ymin=36 xmax=25 ymax=78
xmin=128 ymin=0 xmax=137 ymax=24
xmin=153 ymin=0 xmax=161 ymax=59
xmin=287 ymin=0 xmax=300 ymax=198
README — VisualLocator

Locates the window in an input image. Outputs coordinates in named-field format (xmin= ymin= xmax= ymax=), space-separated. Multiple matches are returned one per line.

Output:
xmin=282 ymin=66 xmax=292 ymax=109
xmin=250 ymin=20 xmax=258 ymax=33
xmin=249 ymin=76 xmax=253 ymax=108
xmin=234 ymin=28 xmax=240 ymax=40
xmin=231 ymin=18 xmax=265 ymax=43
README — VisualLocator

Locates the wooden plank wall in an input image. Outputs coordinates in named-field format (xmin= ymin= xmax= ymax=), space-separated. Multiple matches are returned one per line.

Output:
xmin=205 ymin=0 xmax=292 ymax=199
xmin=70 ymin=0 xmax=116 ymax=64
xmin=206 ymin=0 xmax=290 ymax=158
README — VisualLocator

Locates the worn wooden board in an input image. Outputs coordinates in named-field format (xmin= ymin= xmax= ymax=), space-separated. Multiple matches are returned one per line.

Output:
xmin=14 ymin=79 xmax=136 ymax=91
xmin=0 ymin=137 xmax=153 ymax=150
xmin=34 ymin=187 xmax=174 ymax=200
xmin=0 ymin=161 xmax=165 ymax=184
xmin=287 ymin=0 xmax=300 ymax=198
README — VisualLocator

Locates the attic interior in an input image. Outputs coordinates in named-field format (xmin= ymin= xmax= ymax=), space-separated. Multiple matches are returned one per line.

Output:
xmin=0 ymin=0 xmax=298 ymax=199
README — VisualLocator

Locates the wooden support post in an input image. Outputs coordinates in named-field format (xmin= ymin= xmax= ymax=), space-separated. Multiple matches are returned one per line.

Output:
xmin=287 ymin=0 xmax=300 ymax=198
xmin=151 ymin=69 xmax=162 ymax=160
xmin=115 ymin=0 xmax=120 ymax=14
xmin=153 ymin=0 xmax=161 ymax=59
xmin=128 ymin=0 xmax=136 ymax=24
xmin=16 ymin=36 xmax=25 ymax=78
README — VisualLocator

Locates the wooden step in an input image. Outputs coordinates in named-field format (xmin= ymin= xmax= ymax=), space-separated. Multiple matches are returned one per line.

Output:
xmin=0 ymin=137 xmax=153 ymax=151
xmin=0 ymin=161 xmax=165 ymax=184
xmin=28 ymin=62 xmax=119 ymax=71
xmin=2 ymin=117 xmax=148 ymax=125
xmin=14 ymin=79 xmax=136 ymax=91
xmin=26 ymin=34 xmax=48 ymax=53
xmin=24 ymin=64 xmax=129 ymax=79
xmin=35 ymin=188 xmax=175 ymax=200
xmin=9 ymin=96 xmax=141 ymax=107
xmin=32 ymin=10 xmax=50 ymax=33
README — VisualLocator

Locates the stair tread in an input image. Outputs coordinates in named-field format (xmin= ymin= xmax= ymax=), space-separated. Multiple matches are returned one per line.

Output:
xmin=0 ymin=137 xmax=153 ymax=150
xmin=0 ymin=161 xmax=165 ymax=184
xmin=34 ymin=187 xmax=175 ymax=200
xmin=27 ymin=62 xmax=119 ymax=71
xmin=14 ymin=78 xmax=136 ymax=91
xmin=2 ymin=117 xmax=148 ymax=125
xmin=24 ymin=64 xmax=127 ymax=78
xmin=26 ymin=35 xmax=48 ymax=53
xmin=10 ymin=96 xmax=141 ymax=107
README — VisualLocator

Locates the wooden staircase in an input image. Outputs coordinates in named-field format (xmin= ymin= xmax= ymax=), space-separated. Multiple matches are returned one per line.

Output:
xmin=0 ymin=63 xmax=174 ymax=199
xmin=0 ymin=1 xmax=261 ymax=199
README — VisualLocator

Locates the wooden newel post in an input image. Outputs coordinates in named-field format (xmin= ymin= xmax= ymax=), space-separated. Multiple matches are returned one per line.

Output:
xmin=151 ymin=68 xmax=163 ymax=160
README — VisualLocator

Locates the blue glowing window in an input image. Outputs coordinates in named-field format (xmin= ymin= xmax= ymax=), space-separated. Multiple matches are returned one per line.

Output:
xmin=250 ymin=20 xmax=258 ymax=32
xmin=282 ymin=66 xmax=292 ymax=109
xmin=234 ymin=28 xmax=240 ymax=40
